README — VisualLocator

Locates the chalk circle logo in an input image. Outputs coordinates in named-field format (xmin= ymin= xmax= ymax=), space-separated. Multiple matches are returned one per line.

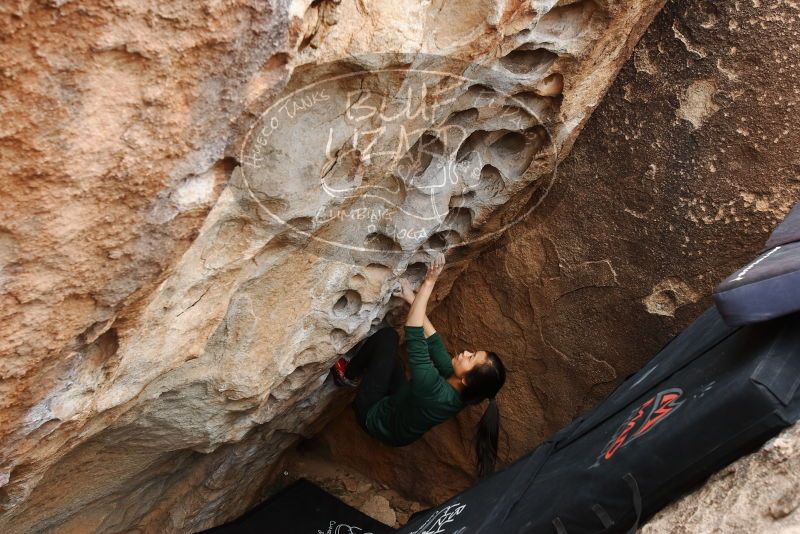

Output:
xmin=411 ymin=502 xmax=467 ymax=534
xmin=593 ymin=388 xmax=685 ymax=467
xmin=239 ymin=53 xmax=558 ymax=263
xmin=317 ymin=520 xmax=372 ymax=534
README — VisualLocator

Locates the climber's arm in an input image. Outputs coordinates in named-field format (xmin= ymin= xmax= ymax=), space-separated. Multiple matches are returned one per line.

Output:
xmin=396 ymin=277 xmax=437 ymax=338
xmin=422 ymin=315 xmax=437 ymax=338
xmin=406 ymin=280 xmax=436 ymax=327
xmin=405 ymin=253 xmax=443 ymax=328
xmin=397 ymin=276 xmax=453 ymax=376
xmin=405 ymin=325 xmax=439 ymax=395
xmin=425 ymin=331 xmax=454 ymax=378
xmin=405 ymin=254 xmax=447 ymax=394
xmin=400 ymin=290 xmax=452 ymax=378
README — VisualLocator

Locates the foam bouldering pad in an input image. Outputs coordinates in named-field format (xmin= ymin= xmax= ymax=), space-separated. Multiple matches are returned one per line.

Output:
xmin=397 ymin=307 xmax=800 ymax=534
xmin=764 ymin=202 xmax=800 ymax=250
xmin=203 ymin=478 xmax=396 ymax=534
xmin=714 ymin=201 xmax=800 ymax=326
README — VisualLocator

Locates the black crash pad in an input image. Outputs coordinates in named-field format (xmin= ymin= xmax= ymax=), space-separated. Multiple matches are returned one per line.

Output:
xmin=203 ymin=478 xmax=396 ymax=534
xmin=398 ymin=307 xmax=800 ymax=534
xmin=714 ymin=201 xmax=800 ymax=326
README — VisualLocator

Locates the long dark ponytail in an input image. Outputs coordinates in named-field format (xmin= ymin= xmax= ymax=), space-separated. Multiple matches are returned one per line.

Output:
xmin=460 ymin=351 xmax=506 ymax=479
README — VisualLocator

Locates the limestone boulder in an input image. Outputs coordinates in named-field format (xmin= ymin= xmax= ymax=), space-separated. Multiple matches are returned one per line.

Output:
xmin=0 ymin=0 xmax=665 ymax=531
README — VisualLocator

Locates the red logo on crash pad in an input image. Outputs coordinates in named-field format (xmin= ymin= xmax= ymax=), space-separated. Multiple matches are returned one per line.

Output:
xmin=597 ymin=388 xmax=684 ymax=464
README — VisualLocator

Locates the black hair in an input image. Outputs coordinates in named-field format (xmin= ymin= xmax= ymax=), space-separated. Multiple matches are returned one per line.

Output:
xmin=460 ymin=351 xmax=506 ymax=479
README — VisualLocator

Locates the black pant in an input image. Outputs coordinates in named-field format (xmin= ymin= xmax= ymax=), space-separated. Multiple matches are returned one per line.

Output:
xmin=345 ymin=327 xmax=408 ymax=430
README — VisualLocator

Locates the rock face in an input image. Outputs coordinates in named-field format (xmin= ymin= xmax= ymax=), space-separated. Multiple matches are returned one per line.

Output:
xmin=318 ymin=0 xmax=800 ymax=517
xmin=0 ymin=0 xmax=666 ymax=532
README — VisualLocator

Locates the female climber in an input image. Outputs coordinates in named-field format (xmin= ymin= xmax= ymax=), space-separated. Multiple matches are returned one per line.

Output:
xmin=330 ymin=253 xmax=507 ymax=479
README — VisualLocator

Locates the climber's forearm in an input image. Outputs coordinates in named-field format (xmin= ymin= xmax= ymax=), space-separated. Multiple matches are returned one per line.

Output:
xmin=406 ymin=279 xmax=434 ymax=327
xmin=422 ymin=314 xmax=436 ymax=338
xmin=402 ymin=292 xmax=437 ymax=337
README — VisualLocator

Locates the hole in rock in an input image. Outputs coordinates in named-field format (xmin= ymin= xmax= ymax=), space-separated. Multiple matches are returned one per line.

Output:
xmin=536 ymin=73 xmax=564 ymax=97
xmin=456 ymin=130 xmax=488 ymax=163
xmin=491 ymin=131 xmax=527 ymax=158
xmin=499 ymin=48 xmax=558 ymax=75
xmin=511 ymin=91 xmax=564 ymax=119
xmin=423 ymin=230 xmax=461 ymax=253
xmin=444 ymin=207 xmax=473 ymax=234
xmin=329 ymin=328 xmax=349 ymax=353
xmin=464 ymin=84 xmax=498 ymax=102
xmin=364 ymin=232 xmax=402 ymax=253
xmin=525 ymin=125 xmax=550 ymax=155
xmin=499 ymin=104 xmax=535 ymax=122
xmin=479 ymin=165 xmax=505 ymax=197
xmin=449 ymin=190 xmax=477 ymax=209
xmin=656 ymin=289 xmax=680 ymax=310
xmin=446 ymin=108 xmax=480 ymax=126
xmin=404 ymin=261 xmax=428 ymax=282
xmin=273 ymin=362 xmax=326 ymax=400
xmin=397 ymin=133 xmax=444 ymax=182
xmin=332 ymin=290 xmax=362 ymax=318
xmin=219 ymin=156 xmax=239 ymax=177
xmin=424 ymin=232 xmax=448 ymax=251
xmin=487 ymin=128 xmax=547 ymax=179
xmin=365 ymin=263 xmax=392 ymax=278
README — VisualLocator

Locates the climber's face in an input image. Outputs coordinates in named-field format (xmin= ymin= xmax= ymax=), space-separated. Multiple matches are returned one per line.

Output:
xmin=452 ymin=349 xmax=489 ymax=378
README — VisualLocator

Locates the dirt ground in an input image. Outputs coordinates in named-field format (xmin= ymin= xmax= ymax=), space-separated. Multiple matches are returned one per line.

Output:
xmin=276 ymin=438 xmax=426 ymax=529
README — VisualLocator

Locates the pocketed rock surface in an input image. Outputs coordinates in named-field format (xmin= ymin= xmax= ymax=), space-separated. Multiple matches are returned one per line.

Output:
xmin=0 ymin=0 xmax=666 ymax=531
xmin=317 ymin=0 xmax=800 ymax=527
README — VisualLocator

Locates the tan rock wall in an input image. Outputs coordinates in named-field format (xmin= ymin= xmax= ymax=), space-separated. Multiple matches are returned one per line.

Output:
xmin=0 ymin=0 xmax=665 ymax=532
xmin=1 ymin=1 xmax=293 ymax=530
xmin=318 ymin=0 xmax=800 ymax=519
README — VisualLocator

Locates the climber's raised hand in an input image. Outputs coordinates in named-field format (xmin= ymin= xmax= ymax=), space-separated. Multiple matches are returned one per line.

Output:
xmin=396 ymin=277 xmax=416 ymax=304
xmin=424 ymin=252 xmax=446 ymax=284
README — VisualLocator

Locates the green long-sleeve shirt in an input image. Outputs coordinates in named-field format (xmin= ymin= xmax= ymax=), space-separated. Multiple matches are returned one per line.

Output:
xmin=364 ymin=326 xmax=465 ymax=446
